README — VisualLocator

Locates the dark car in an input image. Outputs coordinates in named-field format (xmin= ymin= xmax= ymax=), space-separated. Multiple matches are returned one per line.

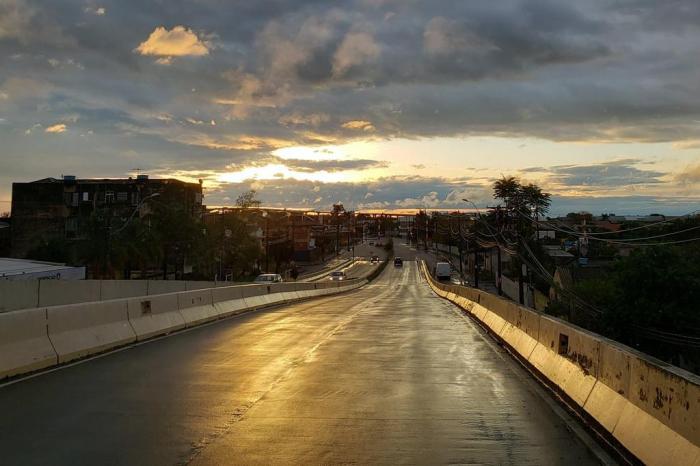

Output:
xmin=394 ymin=257 xmax=403 ymax=267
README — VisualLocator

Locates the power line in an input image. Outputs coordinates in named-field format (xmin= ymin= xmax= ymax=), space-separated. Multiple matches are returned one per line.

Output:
xmin=546 ymin=210 xmax=700 ymax=236
xmin=520 ymin=211 xmax=700 ymax=246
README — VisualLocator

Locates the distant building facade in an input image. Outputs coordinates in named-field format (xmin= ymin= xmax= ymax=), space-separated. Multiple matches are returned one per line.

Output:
xmin=10 ymin=175 xmax=203 ymax=258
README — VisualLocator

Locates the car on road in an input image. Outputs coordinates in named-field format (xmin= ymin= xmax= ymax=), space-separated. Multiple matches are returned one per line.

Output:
xmin=435 ymin=262 xmax=451 ymax=281
xmin=368 ymin=241 xmax=375 ymax=246
xmin=254 ymin=273 xmax=283 ymax=283
xmin=370 ymin=255 xmax=380 ymax=264
xmin=394 ymin=257 xmax=403 ymax=267
xmin=329 ymin=270 xmax=347 ymax=281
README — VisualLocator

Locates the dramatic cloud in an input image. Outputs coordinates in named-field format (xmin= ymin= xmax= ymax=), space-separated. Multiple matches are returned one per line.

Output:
xmin=341 ymin=120 xmax=375 ymax=131
xmin=332 ymin=31 xmax=380 ymax=77
xmin=44 ymin=123 xmax=67 ymax=133
xmin=1 ymin=0 xmax=700 ymax=214
xmin=281 ymin=158 xmax=388 ymax=173
xmin=676 ymin=164 xmax=700 ymax=184
xmin=135 ymin=25 xmax=209 ymax=57
xmin=546 ymin=159 xmax=666 ymax=188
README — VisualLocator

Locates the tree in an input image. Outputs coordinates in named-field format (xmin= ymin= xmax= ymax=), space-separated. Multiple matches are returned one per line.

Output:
xmin=493 ymin=176 xmax=522 ymax=210
xmin=236 ymin=190 xmax=261 ymax=209
xmin=521 ymin=183 xmax=551 ymax=220
xmin=491 ymin=176 xmax=551 ymax=240
xmin=570 ymin=243 xmax=700 ymax=372
xmin=208 ymin=210 xmax=261 ymax=280
xmin=331 ymin=203 xmax=345 ymax=254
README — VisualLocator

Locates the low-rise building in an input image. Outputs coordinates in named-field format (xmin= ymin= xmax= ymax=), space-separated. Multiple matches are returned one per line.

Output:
xmin=10 ymin=175 xmax=203 ymax=258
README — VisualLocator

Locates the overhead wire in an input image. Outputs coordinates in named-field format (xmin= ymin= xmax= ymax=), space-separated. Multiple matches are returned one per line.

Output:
xmin=545 ymin=210 xmax=700 ymax=236
xmin=518 ymin=210 xmax=700 ymax=246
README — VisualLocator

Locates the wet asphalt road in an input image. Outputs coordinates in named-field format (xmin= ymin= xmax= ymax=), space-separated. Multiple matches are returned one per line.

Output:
xmin=0 ymin=245 xmax=601 ymax=465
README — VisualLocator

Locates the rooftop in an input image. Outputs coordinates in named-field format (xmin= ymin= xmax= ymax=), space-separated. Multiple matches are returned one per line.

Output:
xmin=0 ymin=258 xmax=85 ymax=279
xmin=25 ymin=177 xmax=200 ymax=186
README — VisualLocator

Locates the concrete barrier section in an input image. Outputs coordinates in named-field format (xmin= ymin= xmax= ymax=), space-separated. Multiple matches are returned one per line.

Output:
xmin=611 ymin=396 xmax=699 ymax=466
xmin=421 ymin=260 xmax=700 ymax=465
xmin=212 ymin=286 xmax=250 ymax=317
xmin=630 ymin=358 xmax=700 ymax=444
xmin=127 ymin=293 xmax=185 ymax=340
xmin=0 ymin=308 xmax=57 ymax=379
xmin=47 ymin=300 xmax=136 ymax=363
xmin=269 ymin=283 xmax=299 ymax=303
xmin=100 ymin=280 xmax=148 ymax=301
xmin=38 ymin=280 xmax=101 ymax=308
xmin=185 ymin=281 xmax=217 ymax=291
xmin=146 ymin=280 xmax=187 ymax=295
xmin=0 ymin=265 xmax=370 ymax=380
xmin=0 ymin=280 xmax=39 ymax=313
xmin=177 ymin=289 xmax=217 ymax=327
xmin=238 ymin=285 xmax=271 ymax=309
xmin=527 ymin=317 xmax=598 ymax=406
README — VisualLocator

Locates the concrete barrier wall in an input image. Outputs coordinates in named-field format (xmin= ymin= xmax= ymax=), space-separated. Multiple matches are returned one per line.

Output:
xmin=126 ymin=293 xmax=185 ymax=340
xmin=185 ymin=281 xmax=217 ymax=291
xmin=47 ymin=300 xmax=136 ymax=363
xmin=1 ymin=275 xmax=368 ymax=380
xmin=177 ymin=289 xmax=217 ymax=327
xmin=2 ymin=279 xmax=250 ymax=313
xmin=0 ymin=280 xmax=39 ymax=312
xmin=238 ymin=284 xmax=271 ymax=309
xmin=38 ymin=280 xmax=102 ymax=307
xmin=212 ymin=286 xmax=249 ymax=317
xmin=146 ymin=281 xmax=187 ymax=296
xmin=100 ymin=281 xmax=148 ymax=300
xmin=420 ymin=260 xmax=700 ymax=465
xmin=0 ymin=307 xmax=57 ymax=379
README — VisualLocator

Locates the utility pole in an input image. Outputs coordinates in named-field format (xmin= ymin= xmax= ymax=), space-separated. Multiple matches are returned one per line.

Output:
xmin=290 ymin=213 xmax=295 ymax=262
xmin=519 ymin=264 xmax=525 ymax=305
xmin=448 ymin=215 xmax=453 ymax=258
xmin=496 ymin=245 xmax=502 ymax=296
xmin=264 ymin=211 xmax=270 ymax=272
xmin=458 ymin=215 xmax=463 ymax=281
xmin=495 ymin=206 xmax=503 ymax=296
xmin=335 ymin=221 xmax=340 ymax=256
xmin=473 ymin=247 xmax=479 ymax=289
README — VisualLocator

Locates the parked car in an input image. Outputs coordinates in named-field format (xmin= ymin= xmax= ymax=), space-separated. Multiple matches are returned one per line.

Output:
xmin=329 ymin=270 xmax=347 ymax=281
xmin=394 ymin=257 xmax=403 ymax=267
xmin=370 ymin=255 xmax=380 ymax=264
xmin=254 ymin=273 xmax=283 ymax=283
xmin=435 ymin=262 xmax=451 ymax=281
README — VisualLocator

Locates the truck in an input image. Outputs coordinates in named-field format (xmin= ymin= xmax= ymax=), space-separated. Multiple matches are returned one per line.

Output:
xmin=435 ymin=262 xmax=451 ymax=281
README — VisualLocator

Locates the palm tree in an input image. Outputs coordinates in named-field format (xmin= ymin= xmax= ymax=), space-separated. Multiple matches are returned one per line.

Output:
xmin=493 ymin=176 xmax=521 ymax=209
xmin=521 ymin=184 xmax=551 ymax=219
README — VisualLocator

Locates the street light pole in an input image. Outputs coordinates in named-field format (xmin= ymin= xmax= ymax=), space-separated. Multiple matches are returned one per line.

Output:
xmin=262 ymin=210 xmax=269 ymax=272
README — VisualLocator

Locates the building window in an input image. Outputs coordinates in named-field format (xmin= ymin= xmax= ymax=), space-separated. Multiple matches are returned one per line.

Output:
xmin=82 ymin=192 xmax=89 ymax=202
xmin=71 ymin=192 xmax=79 ymax=207
xmin=105 ymin=191 xmax=115 ymax=204
xmin=117 ymin=192 xmax=128 ymax=203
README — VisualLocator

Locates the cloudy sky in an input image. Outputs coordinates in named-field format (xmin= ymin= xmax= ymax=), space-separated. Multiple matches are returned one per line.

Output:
xmin=1 ymin=0 xmax=699 ymax=215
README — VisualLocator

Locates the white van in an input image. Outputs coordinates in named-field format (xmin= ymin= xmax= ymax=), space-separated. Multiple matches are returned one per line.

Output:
xmin=435 ymin=262 xmax=451 ymax=281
